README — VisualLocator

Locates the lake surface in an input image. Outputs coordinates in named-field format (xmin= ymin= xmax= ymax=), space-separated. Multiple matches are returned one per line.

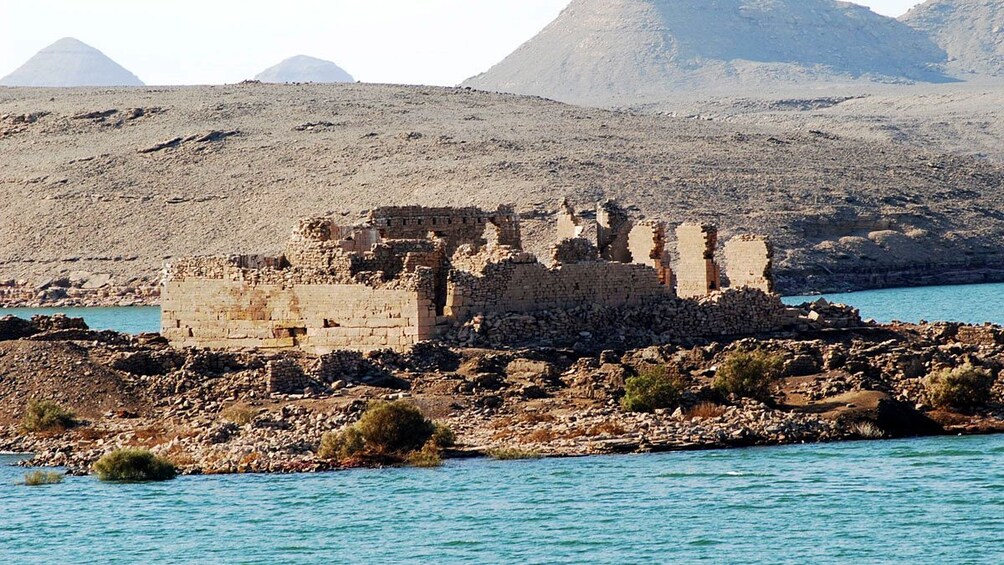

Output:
xmin=4 ymin=435 xmax=1004 ymax=563
xmin=786 ymin=281 xmax=1004 ymax=325
xmin=0 ymin=306 xmax=160 ymax=334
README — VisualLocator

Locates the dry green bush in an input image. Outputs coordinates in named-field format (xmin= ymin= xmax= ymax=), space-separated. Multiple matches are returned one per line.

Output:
xmin=925 ymin=364 xmax=994 ymax=410
xmin=21 ymin=400 xmax=77 ymax=433
xmin=317 ymin=401 xmax=451 ymax=467
xmin=23 ymin=470 xmax=64 ymax=486
xmin=318 ymin=427 xmax=365 ymax=461
xmin=93 ymin=449 xmax=177 ymax=482
xmin=713 ymin=350 xmax=785 ymax=402
xmin=405 ymin=440 xmax=444 ymax=468
xmin=621 ymin=365 xmax=686 ymax=413
xmin=356 ymin=401 xmax=436 ymax=455
xmin=220 ymin=403 xmax=257 ymax=426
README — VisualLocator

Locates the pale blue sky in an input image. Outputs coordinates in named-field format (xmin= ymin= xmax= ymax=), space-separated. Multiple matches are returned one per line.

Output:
xmin=0 ymin=0 xmax=926 ymax=86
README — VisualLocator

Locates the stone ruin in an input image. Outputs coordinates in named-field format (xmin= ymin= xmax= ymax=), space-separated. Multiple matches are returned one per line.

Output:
xmin=162 ymin=201 xmax=778 ymax=353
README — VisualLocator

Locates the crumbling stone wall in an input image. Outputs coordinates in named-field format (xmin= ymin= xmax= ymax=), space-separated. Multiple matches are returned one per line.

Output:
xmin=266 ymin=358 xmax=310 ymax=394
xmin=556 ymin=198 xmax=584 ymax=241
xmin=446 ymin=247 xmax=668 ymax=320
xmin=676 ymin=223 xmax=721 ymax=299
xmin=597 ymin=201 xmax=632 ymax=263
xmin=448 ymin=288 xmax=790 ymax=349
xmin=163 ymin=202 xmax=781 ymax=355
xmin=723 ymin=235 xmax=774 ymax=293
xmin=368 ymin=205 xmax=520 ymax=252
xmin=550 ymin=238 xmax=600 ymax=266
xmin=627 ymin=221 xmax=672 ymax=285
xmin=162 ymin=274 xmax=437 ymax=353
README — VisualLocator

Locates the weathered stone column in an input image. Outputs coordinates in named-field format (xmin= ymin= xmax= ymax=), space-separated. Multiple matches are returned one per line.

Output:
xmin=675 ymin=223 xmax=721 ymax=298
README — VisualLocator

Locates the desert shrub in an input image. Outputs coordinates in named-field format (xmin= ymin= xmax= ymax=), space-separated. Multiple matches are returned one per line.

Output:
xmin=713 ymin=349 xmax=785 ymax=402
xmin=925 ymin=364 xmax=994 ymax=410
xmin=20 ymin=400 xmax=77 ymax=433
xmin=23 ymin=470 xmax=64 ymax=486
xmin=317 ymin=401 xmax=446 ymax=465
xmin=621 ymin=365 xmax=686 ymax=413
xmin=220 ymin=403 xmax=257 ymax=426
xmin=405 ymin=440 xmax=444 ymax=468
xmin=93 ymin=448 xmax=177 ymax=482
xmin=431 ymin=424 xmax=455 ymax=449
xmin=488 ymin=448 xmax=541 ymax=460
xmin=318 ymin=428 xmax=365 ymax=461
xmin=686 ymin=402 xmax=727 ymax=420
xmin=355 ymin=401 xmax=436 ymax=454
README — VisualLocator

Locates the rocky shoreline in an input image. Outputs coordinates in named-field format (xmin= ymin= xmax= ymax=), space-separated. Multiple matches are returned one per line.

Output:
xmin=0 ymin=280 xmax=159 ymax=308
xmin=2 ymin=307 xmax=1004 ymax=475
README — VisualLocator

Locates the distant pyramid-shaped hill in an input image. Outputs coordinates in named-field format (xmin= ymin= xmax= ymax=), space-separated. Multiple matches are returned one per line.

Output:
xmin=462 ymin=0 xmax=950 ymax=107
xmin=902 ymin=0 xmax=1004 ymax=76
xmin=255 ymin=55 xmax=354 ymax=84
xmin=0 ymin=37 xmax=144 ymax=87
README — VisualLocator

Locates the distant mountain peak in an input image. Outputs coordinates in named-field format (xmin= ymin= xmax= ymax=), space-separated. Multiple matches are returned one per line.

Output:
xmin=254 ymin=55 xmax=354 ymax=84
xmin=0 ymin=37 xmax=144 ymax=87
xmin=463 ymin=0 xmax=950 ymax=107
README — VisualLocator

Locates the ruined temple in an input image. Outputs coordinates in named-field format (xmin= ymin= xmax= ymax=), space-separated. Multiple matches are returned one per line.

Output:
xmin=162 ymin=202 xmax=778 ymax=353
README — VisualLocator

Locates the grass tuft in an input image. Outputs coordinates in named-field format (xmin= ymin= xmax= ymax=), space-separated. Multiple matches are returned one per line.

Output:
xmin=23 ymin=470 xmax=64 ymax=486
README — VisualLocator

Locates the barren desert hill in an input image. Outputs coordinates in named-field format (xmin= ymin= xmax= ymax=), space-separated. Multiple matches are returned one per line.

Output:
xmin=462 ymin=0 xmax=949 ymax=107
xmin=2 ymin=83 xmax=1004 ymax=295
xmin=903 ymin=0 xmax=1004 ymax=77
xmin=255 ymin=55 xmax=354 ymax=84
xmin=634 ymin=80 xmax=1004 ymax=165
xmin=0 ymin=38 xmax=144 ymax=88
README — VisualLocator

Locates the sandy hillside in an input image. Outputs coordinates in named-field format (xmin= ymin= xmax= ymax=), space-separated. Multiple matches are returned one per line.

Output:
xmin=1 ymin=83 xmax=1004 ymax=294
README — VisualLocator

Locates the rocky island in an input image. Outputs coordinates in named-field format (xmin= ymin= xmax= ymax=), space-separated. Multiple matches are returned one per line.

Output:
xmin=3 ymin=203 xmax=1003 ymax=475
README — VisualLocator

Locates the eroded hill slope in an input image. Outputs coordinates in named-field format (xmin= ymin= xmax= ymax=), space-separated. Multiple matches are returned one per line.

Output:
xmin=2 ymin=83 xmax=1004 ymax=294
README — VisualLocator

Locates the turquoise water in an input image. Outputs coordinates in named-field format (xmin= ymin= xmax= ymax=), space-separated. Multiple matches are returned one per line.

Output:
xmin=785 ymin=281 xmax=1004 ymax=325
xmin=0 ymin=306 xmax=160 ymax=334
xmin=4 ymin=435 xmax=1004 ymax=563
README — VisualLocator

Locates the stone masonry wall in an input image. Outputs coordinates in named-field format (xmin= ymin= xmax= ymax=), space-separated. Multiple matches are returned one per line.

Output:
xmin=447 ymin=289 xmax=790 ymax=350
xmin=723 ymin=235 xmax=774 ymax=293
xmin=162 ymin=279 xmax=437 ymax=353
xmin=676 ymin=223 xmax=722 ymax=299
xmin=446 ymin=251 xmax=669 ymax=320
xmin=368 ymin=205 xmax=521 ymax=252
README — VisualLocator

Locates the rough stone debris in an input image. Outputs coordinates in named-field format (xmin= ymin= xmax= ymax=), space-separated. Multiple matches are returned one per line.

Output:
xmin=162 ymin=202 xmax=777 ymax=353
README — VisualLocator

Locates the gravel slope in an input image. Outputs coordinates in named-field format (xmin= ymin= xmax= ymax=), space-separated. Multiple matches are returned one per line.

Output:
xmin=2 ymin=83 xmax=1004 ymax=294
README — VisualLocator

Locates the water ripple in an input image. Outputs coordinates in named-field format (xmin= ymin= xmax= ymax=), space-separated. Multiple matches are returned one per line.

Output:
xmin=4 ymin=435 xmax=1004 ymax=564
